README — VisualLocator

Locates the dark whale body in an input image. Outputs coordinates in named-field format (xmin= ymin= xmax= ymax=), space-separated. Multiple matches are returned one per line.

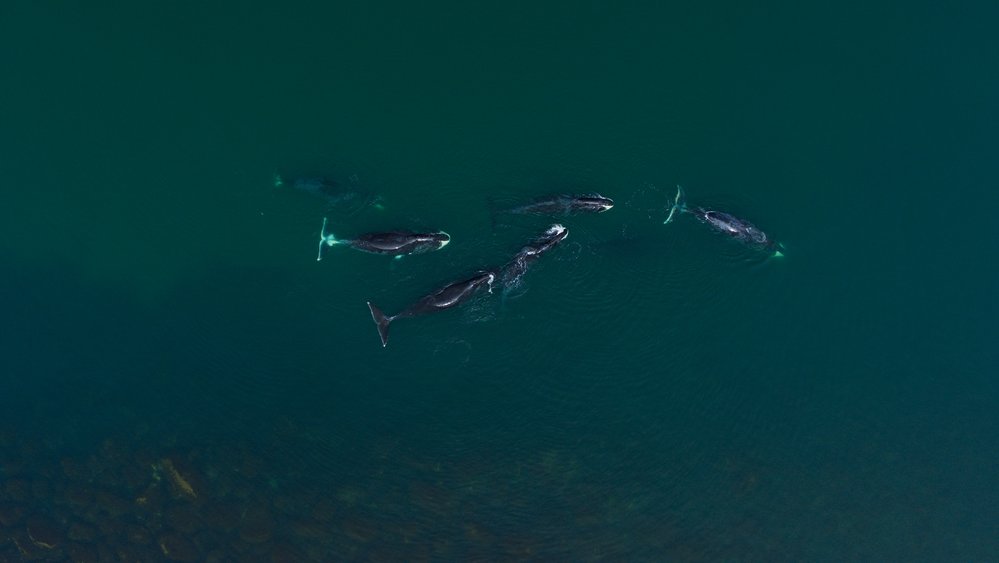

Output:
xmin=500 ymin=224 xmax=569 ymax=288
xmin=504 ymin=194 xmax=614 ymax=216
xmin=317 ymin=218 xmax=449 ymax=260
xmin=367 ymin=271 xmax=496 ymax=347
xmin=344 ymin=231 xmax=450 ymax=255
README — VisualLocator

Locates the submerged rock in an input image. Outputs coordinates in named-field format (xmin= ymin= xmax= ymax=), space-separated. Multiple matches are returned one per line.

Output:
xmin=124 ymin=523 xmax=152 ymax=546
xmin=157 ymin=458 xmax=198 ymax=500
xmin=94 ymin=514 xmax=125 ymax=538
xmin=63 ymin=485 xmax=94 ymax=509
xmin=158 ymin=533 xmax=200 ymax=562
xmin=238 ymin=506 xmax=275 ymax=544
xmin=25 ymin=515 xmax=62 ymax=549
xmin=11 ymin=530 xmax=52 ymax=560
xmin=67 ymin=522 xmax=98 ymax=542
xmin=60 ymin=458 xmax=89 ymax=482
xmin=202 ymin=501 xmax=242 ymax=532
xmin=120 ymin=462 xmax=150 ymax=492
xmin=341 ymin=515 xmax=377 ymax=543
xmin=66 ymin=542 xmax=100 ymax=563
xmin=4 ymin=479 xmax=30 ymax=502
xmin=94 ymin=490 xmax=130 ymax=517
xmin=289 ymin=518 xmax=328 ymax=541
xmin=269 ymin=542 xmax=308 ymax=563
xmin=0 ymin=503 xmax=24 ymax=526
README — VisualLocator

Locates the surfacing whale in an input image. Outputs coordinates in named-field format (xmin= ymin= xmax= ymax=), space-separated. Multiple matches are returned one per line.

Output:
xmin=500 ymin=194 xmax=614 ymax=216
xmin=317 ymin=218 xmax=450 ymax=260
xmin=664 ymin=186 xmax=783 ymax=256
xmin=500 ymin=224 xmax=569 ymax=289
xmin=367 ymin=271 xmax=495 ymax=347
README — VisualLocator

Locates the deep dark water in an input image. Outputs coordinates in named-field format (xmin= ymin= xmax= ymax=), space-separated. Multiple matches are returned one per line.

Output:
xmin=2 ymin=2 xmax=999 ymax=561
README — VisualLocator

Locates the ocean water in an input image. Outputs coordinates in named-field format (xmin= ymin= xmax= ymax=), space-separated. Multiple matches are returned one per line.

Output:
xmin=1 ymin=2 xmax=997 ymax=560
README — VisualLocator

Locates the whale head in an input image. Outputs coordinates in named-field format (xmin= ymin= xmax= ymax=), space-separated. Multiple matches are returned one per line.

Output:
xmin=546 ymin=224 xmax=567 ymax=237
xmin=542 ymin=224 xmax=569 ymax=245
xmin=575 ymin=195 xmax=614 ymax=212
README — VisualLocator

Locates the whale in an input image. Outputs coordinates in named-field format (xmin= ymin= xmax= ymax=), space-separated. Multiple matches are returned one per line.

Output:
xmin=317 ymin=218 xmax=449 ymax=260
xmin=500 ymin=224 xmax=569 ymax=288
xmin=276 ymin=173 xmax=384 ymax=213
xmin=367 ymin=271 xmax=496 ymax=347
xmin=664 ymin=186 xmax=783 ymax=256
xmin=497 ymin=194 xmax=614 ymax=217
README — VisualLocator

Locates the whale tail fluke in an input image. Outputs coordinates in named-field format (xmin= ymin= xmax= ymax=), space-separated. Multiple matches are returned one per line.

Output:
xmin=772 ymin=242 xmax=786 ymax=258
xmin=367 ymin=302 xmax=392 ymax=347
xmin=317 ymin=217 xmax=340 ymax=261
xmin=664 ymin=185 xmax=687 ymax=224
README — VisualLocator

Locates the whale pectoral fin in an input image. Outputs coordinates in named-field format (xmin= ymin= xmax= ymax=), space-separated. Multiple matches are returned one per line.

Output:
xmin=367 ymin=302 xmax=392 ymax=347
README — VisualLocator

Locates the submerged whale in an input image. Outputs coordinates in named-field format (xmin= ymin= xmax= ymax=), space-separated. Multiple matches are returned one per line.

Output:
xmin=276 ymin=173 xmax=384 ymax=214
xmin=500 ymin=224 xmax=569 ymax=288
xmin=367 ymin=271 xmax=495 ymax=347
xmin=664 ymin=186 xmax=783 ymax=256
xmin=498 ymin=194 xmax=614 ymax=217
xmin=316 ymin=218 xmax=449 ymax=260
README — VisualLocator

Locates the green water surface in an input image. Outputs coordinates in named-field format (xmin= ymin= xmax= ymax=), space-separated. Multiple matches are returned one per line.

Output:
xmin=1 ymin=2 xmax=996 ymax=560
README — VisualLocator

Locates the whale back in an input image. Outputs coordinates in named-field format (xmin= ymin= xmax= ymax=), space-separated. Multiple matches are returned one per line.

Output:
xmin=500 ymin=224 xmax=568 ymax=287
xmin=350 ymin=232 xmax=450 ymax=255
xmin=405 ymin=272 xmax=495 ymax=316
xmin=701 ymin=211 xmax=770 ymax=245
xmin=568 ymin=195 xmax=614 ymax=213
xmin=511 ymin=194 xmax=613 ymax=215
